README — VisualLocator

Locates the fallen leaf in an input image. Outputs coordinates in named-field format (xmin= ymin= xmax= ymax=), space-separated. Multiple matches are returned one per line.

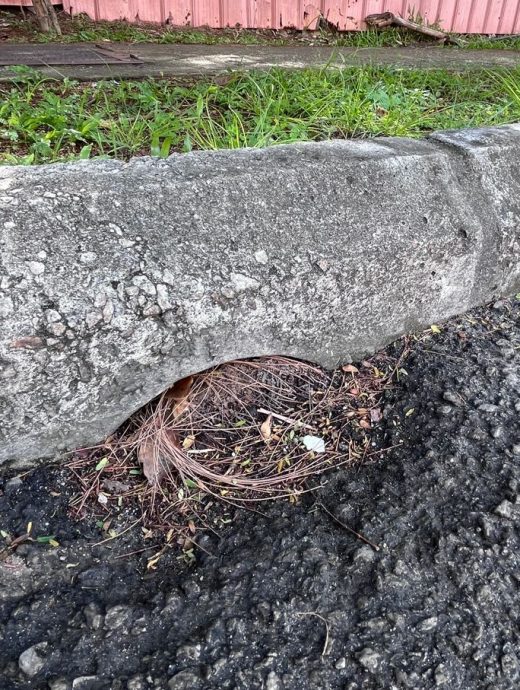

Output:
xmin=430 ymin=324 xmax=441 ymax=334
xmin=166 ymin=376 xmax=193 ymax=418
xmin=95 ymin=457 xmax=109 ymax=471
xmin=36 ymin=535 xmax=57 ymax=544
xmin=342 ymin=364 xmax=359 ymax=374
xmin=302 ymin=435 xmax=326 ymax=453
xmin=167 ymin=376 xmax=194 ymax=401
xmin=356 ymin=408 xmax=369 ymax=415
xmin=147 ymin=552 xmax=162 ymax=570
xmin=182 ymin=435 xmax=195 ymax=450
xmin=102 ymin=479 xmax=131 ymax=494
xmin=138 ymin=438 xmax=169 ymax=486
xmin=349 ymin=387 xmax=360 ymax=396
xmin=260 ymin=414 xmax=272 ymax=441
xmin=359 ymin=419 xmax=371 ymax=429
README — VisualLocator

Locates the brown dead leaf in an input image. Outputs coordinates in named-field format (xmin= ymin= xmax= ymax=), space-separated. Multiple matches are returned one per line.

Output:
xmin=173 ymin=398 xmax=190 ymax=418
xmin=167 ymin=376 xmax=194 ymax=401
xmin=165 ymin=376 xmax=193 ymax=418
xmin=342 ymin=364 xmax=359 ymax=374
xmin=138 ymin=438 xmax=166 ymax=486
xmin=102 ymin=479 xmax=131 ymax=494
xmin=359 ymin=419 xmax=371 ymax=429
xmin=349 ymin=388 xmax=360 ymax=396
xmin=260 ymin=414 xmax=272 ymax=441
xmin=356 ymin=408 xmax=369 ymax=415
xmin=182 ymin=435 xmax=195 ymax=450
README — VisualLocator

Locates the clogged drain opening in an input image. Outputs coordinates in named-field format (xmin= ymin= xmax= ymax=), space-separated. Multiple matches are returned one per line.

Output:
xmin=67 ymin=353 xmax=403 ymax=552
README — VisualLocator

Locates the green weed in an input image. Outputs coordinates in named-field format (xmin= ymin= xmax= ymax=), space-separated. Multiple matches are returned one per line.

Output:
xmin=0 ymin=66 xmax=518 ymax=165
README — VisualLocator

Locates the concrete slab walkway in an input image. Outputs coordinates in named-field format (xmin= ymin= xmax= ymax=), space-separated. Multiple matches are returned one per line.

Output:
xmin=1 ymin=43 xmax=520 ymax=80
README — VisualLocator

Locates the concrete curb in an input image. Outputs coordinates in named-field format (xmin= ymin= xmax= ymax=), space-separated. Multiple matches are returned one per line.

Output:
xmin=1 ymin=125 xmax=519 ymax=467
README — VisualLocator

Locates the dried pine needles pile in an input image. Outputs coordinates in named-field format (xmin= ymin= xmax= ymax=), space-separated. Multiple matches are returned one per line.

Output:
xmin=67 ymin=351 xmax=406 ymax=547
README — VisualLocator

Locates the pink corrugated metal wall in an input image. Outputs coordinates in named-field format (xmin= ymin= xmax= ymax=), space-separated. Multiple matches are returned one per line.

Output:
xmin=53 ymin=1 xmax=520 ymax=34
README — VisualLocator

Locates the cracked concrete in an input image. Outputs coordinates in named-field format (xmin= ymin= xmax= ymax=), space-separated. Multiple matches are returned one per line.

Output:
xmin=0 ymin=124 xmax=519 ymax=467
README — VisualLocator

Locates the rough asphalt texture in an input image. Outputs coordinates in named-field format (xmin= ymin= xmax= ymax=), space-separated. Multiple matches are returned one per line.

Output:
xmin=1 ymin=44 xmax=520 ymax=81
xmin=0 ymin=299 xmax=519 ymax=689
xmin=2 ymin=125 xmax=519 ymax=466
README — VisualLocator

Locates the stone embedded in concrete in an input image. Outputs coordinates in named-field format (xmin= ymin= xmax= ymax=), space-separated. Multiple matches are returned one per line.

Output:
xmin=0 ymin=124 xmax=519 ymax=467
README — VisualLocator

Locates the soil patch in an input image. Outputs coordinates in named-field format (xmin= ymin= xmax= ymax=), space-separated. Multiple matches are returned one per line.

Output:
xmin=0 ymin=299 xmax=518 ymax=689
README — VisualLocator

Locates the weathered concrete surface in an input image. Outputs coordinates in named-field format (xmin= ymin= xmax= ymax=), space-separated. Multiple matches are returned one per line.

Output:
xmin=0 ymin=125 xmax=519 ymax=467
xmin=2 ymin=44 xmax=520 ymax=81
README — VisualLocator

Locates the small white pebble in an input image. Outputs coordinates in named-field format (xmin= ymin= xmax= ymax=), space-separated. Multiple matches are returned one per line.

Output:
xmin=27 ymin=261 xmax=45 ymax=275
xmin=254 ymin=249 xmax=269 ymax=265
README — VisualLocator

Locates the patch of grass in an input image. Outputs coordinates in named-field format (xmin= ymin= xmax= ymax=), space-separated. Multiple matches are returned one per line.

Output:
xmin=2 ymin=11 xmax=520 ymax=49
xmin=0 ymin=66 xmax=518 ymax=165
xmin=463 ymin=35 xmax=520 ymax=51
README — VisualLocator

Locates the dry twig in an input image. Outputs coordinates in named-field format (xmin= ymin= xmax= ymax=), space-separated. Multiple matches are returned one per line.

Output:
xmin=365 ymin=11 xmax=453 ymax=43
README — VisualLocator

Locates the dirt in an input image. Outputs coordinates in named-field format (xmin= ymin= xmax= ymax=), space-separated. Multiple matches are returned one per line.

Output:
xmin=0 ymin=298 xmax=519 ymax=690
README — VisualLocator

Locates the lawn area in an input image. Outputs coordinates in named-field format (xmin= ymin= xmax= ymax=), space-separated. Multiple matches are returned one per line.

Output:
xmin=1 ymin=66 xmax=519 ymax=165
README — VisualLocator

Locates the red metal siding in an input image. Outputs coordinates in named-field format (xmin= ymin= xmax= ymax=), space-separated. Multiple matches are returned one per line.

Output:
xmin=7 ymin=0 xmax=520 ymax=32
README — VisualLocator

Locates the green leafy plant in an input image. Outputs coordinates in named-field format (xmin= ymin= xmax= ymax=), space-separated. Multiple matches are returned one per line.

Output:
xmin=0 ymin=66 xmax=518 ymax=165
